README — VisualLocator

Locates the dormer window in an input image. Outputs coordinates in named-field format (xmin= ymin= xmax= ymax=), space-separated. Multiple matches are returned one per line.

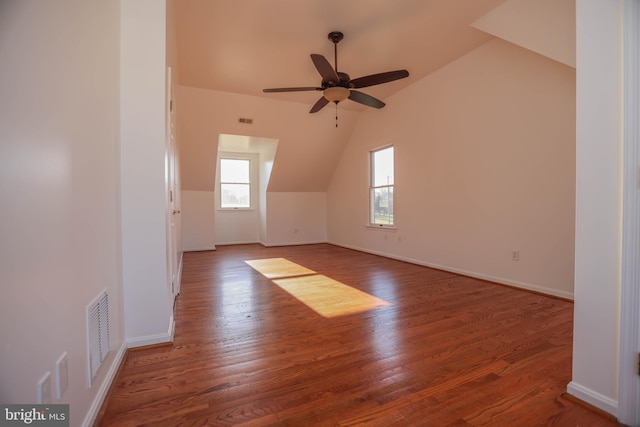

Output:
xmin=220 ymin=158 xmax=251 ymax=209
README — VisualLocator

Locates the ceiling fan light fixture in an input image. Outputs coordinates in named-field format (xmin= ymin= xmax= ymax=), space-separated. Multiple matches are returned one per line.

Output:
xmin=262 ymin=31 xmax=409 ymax=118
xmin=323 ymin=86 xmax=349 ymax=103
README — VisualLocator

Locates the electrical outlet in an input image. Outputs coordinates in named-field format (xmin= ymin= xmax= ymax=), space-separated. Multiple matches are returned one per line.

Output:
xmin=56 ymin=352 xmax=69 ymax=399
xmin=37 ymin=371 xmax=51 ymax=404
xmin=512 ymin=250 xmax=520 ymax=261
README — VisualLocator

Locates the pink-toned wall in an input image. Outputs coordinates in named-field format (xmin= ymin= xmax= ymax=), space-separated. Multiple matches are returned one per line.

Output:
xmin=472 ymin=0 xmax=575 ymax=67
xmin=328 ymin=38 xmax=576 ymax=299
xmin=176 ymin=86 xmax=359 ymax=193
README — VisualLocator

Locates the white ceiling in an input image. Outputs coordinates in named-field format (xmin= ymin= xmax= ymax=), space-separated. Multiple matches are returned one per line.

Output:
xmin=173 ymin=0 xmax=509 ymax=111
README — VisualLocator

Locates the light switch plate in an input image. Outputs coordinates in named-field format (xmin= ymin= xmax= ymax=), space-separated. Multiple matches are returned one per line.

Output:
xmin=56 ymin=352 xmax=69 ymax=399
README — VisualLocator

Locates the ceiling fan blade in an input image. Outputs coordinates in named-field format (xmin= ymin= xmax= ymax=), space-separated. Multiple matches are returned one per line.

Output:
xmin=349 ymin=70 xmax=409 ymax=89
xmin=310 ymin=54 xmax=339 ymax=83
xmin=348 ymin=90 xmax=385 ymax=109
xmin=309 ymin=96 xmax=330 ymax=113
xmin=263 ymin=87 xmax=322 ymax=93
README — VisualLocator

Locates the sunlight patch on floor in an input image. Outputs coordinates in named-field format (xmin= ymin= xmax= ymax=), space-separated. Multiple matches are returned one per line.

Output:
xmin=245 ymin=257 xmax=316 ymax=279
xmin=245 ymin=258 xmax=391 ymax=318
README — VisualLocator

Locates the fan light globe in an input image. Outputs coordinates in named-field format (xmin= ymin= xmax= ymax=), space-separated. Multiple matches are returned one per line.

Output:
xmin=323 ymin=86 xmax=349 ymax=102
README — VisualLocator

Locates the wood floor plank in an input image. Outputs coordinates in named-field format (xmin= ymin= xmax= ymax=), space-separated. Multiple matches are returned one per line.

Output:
xmin=98 ymin=244 xmax=620 ymax=426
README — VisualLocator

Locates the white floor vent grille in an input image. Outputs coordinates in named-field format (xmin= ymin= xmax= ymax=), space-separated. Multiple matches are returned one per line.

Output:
xmin=87 ymin=289 xmax=110 ymax=387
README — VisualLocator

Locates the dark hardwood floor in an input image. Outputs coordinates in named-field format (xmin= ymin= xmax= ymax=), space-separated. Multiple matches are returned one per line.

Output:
xmin=99 ymin=244 xmax=620 ymax=426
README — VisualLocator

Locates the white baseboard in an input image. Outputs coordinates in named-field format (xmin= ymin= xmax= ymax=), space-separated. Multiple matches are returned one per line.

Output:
xmin=262 ymin=240 xmax=327 ymax=247
xmin=567 ymin=381 xmax=618 ymax=417
xmin=126 ymin=316 xmax=175 ymax=348
xmin=81 ymin=317 xmax=176 ymax=426
xmin=168 ymin=315 xmax=175 ymax=342
xmin=215 ymin=240 xmax=261 ymax=246
xmin=183 ymin=245 xmax=216 ymax=252
xmin=328 ymin=241 xmax=574 ymax=300
xmin=176 ymin=254 xmax=184 ymax=296
xmin=80 ymin=341 xmax=127 ymax=427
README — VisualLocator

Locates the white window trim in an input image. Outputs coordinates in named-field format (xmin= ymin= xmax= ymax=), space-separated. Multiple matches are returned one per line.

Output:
xmin=216 ymin=154 xmax=257 ymax=211
xmin=369 ymin=145 xmax=395 ymax=228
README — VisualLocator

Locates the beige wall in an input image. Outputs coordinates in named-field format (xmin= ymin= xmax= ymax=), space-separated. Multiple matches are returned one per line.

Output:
xmin=120 ymin=0 xmax=173 ymax=347
xmin=182 ymin=191 xmax=216 ymax=251
xmin=569 ymin=0 xmax=623 ymax=415
xmin=328 ymin=38 xmax=576 ymax=299
xmin=0 ymin=0 xmax=124 ymax=423
xmin=167 ymin=0 xmax=183 ymax=282
xmin=265 ymin=193 xmax=328 ymax=246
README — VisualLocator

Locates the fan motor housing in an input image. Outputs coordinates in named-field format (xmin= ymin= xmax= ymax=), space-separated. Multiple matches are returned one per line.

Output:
xmin=337 ymin=72 xmax=351 ymax=85
xmin=322 ymin=72 xmax=351 ymax=88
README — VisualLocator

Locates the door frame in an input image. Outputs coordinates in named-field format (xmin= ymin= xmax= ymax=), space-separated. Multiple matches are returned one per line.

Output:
xmin=166 ymin=66 xmax=181 ymax=306
xmin=619 ymin=0 xmax=640 ymax=424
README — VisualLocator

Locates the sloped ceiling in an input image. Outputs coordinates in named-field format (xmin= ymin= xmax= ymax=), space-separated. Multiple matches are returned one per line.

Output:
xmin=173 ymin=0 xmax=508 ymax=111
xmin=171 ymin=0 xmax=575 ymax=193
xmin=472 ymin=0 xmax=575 ymax=68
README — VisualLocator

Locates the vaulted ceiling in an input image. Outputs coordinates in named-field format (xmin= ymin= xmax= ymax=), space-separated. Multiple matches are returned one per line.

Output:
xmin=171 ymin=0 xmax=575 ymax=193
xmin=172 ymin=0 xmax=509 ymax=111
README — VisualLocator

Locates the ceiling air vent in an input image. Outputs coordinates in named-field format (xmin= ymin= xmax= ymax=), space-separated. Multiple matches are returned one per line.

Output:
xmin=238 ymin=117 xmax=253 ymax=124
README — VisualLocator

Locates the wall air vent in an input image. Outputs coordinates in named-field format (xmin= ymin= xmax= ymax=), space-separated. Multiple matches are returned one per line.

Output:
xmin=86 ymin=289 xmax=110 ymax=387
xmin=238 ymin=117 xmax=253 ymax=124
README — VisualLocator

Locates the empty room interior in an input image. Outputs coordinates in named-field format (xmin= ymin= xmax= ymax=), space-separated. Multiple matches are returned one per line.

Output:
xmin=1 ymin=0 xmax=638 ymax=426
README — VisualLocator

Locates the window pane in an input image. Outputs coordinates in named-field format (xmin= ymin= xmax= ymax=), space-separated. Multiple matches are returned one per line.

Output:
xmin=373 ymin=147 xmax=394 ymax=186
xmin=220 ymin=158 xmax=249 ymax=183
xmin=372 ymin=186 xmax=394 ymax=225
xmin=221 ymin=183 xmax=250 ymax=208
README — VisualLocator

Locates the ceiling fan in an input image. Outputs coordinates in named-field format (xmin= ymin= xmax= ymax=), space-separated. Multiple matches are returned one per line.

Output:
xmin=263 ymin=31 xmax=409 ymax=115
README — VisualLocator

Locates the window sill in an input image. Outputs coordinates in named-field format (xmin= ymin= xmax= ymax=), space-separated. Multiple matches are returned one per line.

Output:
xmin=217 ymin=208 xmax=255 ymax=212
xmin=366 ymin=224 xmax=397 ymax=231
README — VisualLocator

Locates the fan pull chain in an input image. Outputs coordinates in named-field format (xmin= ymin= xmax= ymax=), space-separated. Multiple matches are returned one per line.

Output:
xmin=335 ymin=103 xmax=339 ymax=128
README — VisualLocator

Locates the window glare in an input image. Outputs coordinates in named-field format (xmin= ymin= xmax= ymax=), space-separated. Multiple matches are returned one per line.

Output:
xmin=221 ymin=183 xmax=250 ymax=208
xmin=221 ymin=158 xmax=249 ymax=183
xmin=372 ymin=187 xmax=394 ymax=225
xmin=373 ymin=147 xmax=394 ymax=186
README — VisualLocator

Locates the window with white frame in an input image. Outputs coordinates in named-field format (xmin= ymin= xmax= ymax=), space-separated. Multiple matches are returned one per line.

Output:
xmin=370 ymin=146 xmax=394 ymax=226
xmin=220 ymin=158 xmax=251 ymax=208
